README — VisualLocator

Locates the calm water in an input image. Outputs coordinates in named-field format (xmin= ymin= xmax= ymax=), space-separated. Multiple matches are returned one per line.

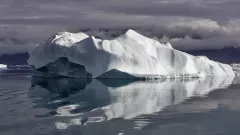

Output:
xmin=1 ymin=72 xmax=240 ymax=135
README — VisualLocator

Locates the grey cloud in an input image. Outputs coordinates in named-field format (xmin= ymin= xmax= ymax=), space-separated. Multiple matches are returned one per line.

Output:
xmin=95 ymin=2 xmax=237 ymax=20
xmin=1 ymin=0 xmax=240 ymax=55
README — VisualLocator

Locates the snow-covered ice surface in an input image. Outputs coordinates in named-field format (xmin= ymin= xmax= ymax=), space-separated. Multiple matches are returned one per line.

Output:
xmin=30 ymin=76 xmax=234 ymax=129
xmin=28 ymin=29 xmax=235 ymax=78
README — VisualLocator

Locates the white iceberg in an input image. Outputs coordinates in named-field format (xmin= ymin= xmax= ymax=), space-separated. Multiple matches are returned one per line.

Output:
xmin=0 ymin=64 xmax=7 ymax=69
xmin=27 ymin=29 xmax=235 ymax=78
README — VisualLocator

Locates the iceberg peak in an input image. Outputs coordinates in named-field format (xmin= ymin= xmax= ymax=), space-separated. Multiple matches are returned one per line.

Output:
xmin=165 ymin=42 xmax=173 ymax=49
xmin=124 ymin=29 xmax=140 ymax=36
xmin=122 ymin=29 xmax=149 ymax=40
xmin=52 ymin=32 xmax=89 ymax=45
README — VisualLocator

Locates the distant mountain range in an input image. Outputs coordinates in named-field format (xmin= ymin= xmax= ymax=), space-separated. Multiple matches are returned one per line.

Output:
xmin=186 ymin=47 xmax=240 ymax=64
xmin=0 ymin=52 xmax=29 ymax=65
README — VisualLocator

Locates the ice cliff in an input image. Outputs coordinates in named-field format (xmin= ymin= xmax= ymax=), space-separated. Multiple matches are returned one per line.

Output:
xmin=28 ymin=29 xmax=235 ymax=78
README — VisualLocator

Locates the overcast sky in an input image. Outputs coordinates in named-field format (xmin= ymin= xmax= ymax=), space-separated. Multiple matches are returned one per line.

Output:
xmin=1 ymin=0 xmax=240 ymax=54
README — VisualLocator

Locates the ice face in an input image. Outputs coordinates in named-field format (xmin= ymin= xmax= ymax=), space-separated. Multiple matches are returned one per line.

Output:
xmin=28 ymin=29 xmax=235 ymax=78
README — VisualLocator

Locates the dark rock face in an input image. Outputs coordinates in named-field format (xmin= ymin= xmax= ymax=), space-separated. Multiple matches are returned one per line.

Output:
xmin=34 ymin=57 xmax=92 ymax=78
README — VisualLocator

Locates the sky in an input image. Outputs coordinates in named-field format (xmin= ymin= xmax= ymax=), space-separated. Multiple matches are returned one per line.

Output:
xmin=1 ymin=0 xmax=240 ymax=54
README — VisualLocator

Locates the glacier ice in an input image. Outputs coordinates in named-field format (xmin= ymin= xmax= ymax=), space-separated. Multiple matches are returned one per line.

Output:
xmin=28 ymin=30 xmax=235 ymax=78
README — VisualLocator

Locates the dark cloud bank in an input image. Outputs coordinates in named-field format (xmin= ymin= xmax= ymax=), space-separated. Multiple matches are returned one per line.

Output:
xmin=1 ymin=0 xmax=240 ymax=64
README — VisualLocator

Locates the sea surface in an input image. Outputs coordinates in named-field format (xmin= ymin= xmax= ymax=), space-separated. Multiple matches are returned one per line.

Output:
xmin=1 ymin=71 xmax=240 ymax=135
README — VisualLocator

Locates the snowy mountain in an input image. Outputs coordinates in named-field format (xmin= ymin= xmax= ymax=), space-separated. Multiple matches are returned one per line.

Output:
xmin=28 ymin=29 xmax=235 ymax=78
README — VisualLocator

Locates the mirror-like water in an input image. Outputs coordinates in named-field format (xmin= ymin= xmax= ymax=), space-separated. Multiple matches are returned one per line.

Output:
xmin=1 ymin=73 xmax=240 ymax=135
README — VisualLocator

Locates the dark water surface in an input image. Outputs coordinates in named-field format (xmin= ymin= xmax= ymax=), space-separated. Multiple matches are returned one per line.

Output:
xmin=1 ymin=73 xmax=240 ymax=135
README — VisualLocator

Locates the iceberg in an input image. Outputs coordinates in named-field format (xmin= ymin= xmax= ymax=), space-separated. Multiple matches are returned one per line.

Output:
xmin=0 ymin=64 xmax=7 ymax=69
xmin=28 ymin=29 xmax=235 ymax=78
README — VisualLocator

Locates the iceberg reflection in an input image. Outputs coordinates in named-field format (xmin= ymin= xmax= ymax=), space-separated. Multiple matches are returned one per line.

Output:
xmin=30 ymin=76 xmax=234 ymax=129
